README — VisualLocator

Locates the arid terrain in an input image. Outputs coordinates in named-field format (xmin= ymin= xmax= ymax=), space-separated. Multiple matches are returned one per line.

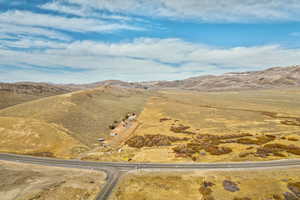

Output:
xmin=0 ymin=66 xmax=300 ymax=162
xmin=0 ymin=160 xmax=105 ymax=200
xmin=2 ymin=0 xmax=300 ymax=198
xmin=0 ymin=86 xmax=149 ymax=158
xmin=70 ymin=65 xmax=300 ymax=92
xmin=1 ymin=66 xmax=300 ymax=200
xmin=111 ymin=167 xmax=300 ymax=200
xmin=83 ymin=88 xmax=300 ymax=163
xmin=152 ymin=65 xmax=300 ymax=91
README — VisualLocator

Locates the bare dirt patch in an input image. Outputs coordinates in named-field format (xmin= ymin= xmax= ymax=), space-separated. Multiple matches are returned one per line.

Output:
xmin=223 ymin=180 xmax=240 ymax=192
xmin=0 ymin=161 xmax=105 ymax=200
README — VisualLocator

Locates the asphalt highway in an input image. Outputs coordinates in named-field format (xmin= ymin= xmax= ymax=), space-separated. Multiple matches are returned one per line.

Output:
xmin=1 ymin=153 xmax=300 ymax=200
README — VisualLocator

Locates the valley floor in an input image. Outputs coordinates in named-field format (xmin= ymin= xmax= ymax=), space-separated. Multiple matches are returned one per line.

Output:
xmin=84 ymin=89 xmax=300 ymax=163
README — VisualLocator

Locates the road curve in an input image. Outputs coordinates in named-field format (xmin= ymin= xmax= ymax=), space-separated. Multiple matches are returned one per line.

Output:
xmin=1 ymin=153 xmax=300 ymax=200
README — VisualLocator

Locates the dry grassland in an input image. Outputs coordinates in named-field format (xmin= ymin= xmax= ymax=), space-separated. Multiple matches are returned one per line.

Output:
xmin=0 ymin=161 xmax=105 ymax=200
xmin=0 ymin=86 xmax=149 ymax=158
xmin=120 ymin=89 xmax=300 ymax=163
xmin=111 ymin=168 xmax=300 ymax=200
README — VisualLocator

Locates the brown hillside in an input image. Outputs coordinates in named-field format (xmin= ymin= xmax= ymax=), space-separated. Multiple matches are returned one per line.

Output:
xmin=153 ymin=65 xmax=300 ymax=91
xmin=0 ymin=86 xmax=150 ymax=150
xmin=0 ymin=82 xmax=72 ymax=109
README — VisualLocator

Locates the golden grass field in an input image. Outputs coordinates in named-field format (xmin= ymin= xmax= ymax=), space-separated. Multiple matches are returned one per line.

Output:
xmin=1 ymin=87 xmax=300 ymax=199
xmin=103 ymin=89 xmax=300 ymax=163
xmin=111 ymin=167 xmax=300 ymax=200
xmin=0 ymin=160 xmax=105 ymax=200
xmin=0 ymin=86 xmax=300 ymax=163
xmin=0 ymin=86 xmax=149 ymax=158
xmin=0 ymin=116 xmax=85 ymax=158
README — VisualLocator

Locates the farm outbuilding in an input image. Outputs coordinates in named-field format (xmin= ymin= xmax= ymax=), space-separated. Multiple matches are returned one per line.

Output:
xmin=110 ymin=132 xmax=118 ymax=136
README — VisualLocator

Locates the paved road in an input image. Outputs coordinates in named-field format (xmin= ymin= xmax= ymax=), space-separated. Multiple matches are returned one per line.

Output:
xmin=1 ymin=153 xmax=300 ymax=200
xmin=96 ymin=170 xmax=122 ymax=200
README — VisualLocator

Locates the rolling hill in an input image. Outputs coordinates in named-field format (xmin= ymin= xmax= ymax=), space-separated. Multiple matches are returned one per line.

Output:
xmin=3 ymin=66 xmax=299 ymax=102
xmin=0 ymin=65 xmax=299 ymax=159
xmin=0 ymin=82 xmax=72 ymax=109
xmin=59 ymin=65 xmax=300 ymax=91
xmin=151 ymin=65 xmax=300 ymax=91
xmin=0 ymin=86 xmax=149 ymax=157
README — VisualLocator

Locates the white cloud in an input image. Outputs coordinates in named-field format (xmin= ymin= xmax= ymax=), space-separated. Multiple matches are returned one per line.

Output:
xmin=0 ymin=37 xmax=67 ymax=49
xmin=0 ymin=10 xmax=142 ymax=33
xmin=1 ymin=37 xmax=300 ymax=83
xmin=67 ymin=0 xmax=300 ymax=22
xmin=60 ymin=38 xmax=197 ymax=63
xmin=1 ymin=1 xmax=299 ymax=83
xmin=0 ymin=33 xmax=16 ymax=40
xmin=48 ymin=38 xmax=300 ymax=68
xmin=40 ymin=1 xmax=87 ymax=17
xmin=40 ymin=1 xmax=133 ymax=21
xmin=0 ymin=23 xmax=72 ymax=41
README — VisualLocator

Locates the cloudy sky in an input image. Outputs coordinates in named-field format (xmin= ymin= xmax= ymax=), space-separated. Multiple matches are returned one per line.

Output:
xmin=1 ymin=0 xmax=300 ymax=83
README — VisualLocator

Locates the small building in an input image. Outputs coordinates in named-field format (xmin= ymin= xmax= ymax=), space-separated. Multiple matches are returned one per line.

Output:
xmin=128 ymin=115 xmax=136 ymax=121
xmin=110 ymin=132 xmax=118 ymax=136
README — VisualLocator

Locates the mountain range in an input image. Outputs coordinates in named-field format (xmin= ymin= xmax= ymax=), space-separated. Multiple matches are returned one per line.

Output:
xmin=1 ymin=65 xmax=300 ymax=96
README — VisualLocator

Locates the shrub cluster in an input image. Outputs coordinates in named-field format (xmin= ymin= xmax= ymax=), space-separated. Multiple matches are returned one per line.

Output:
xmin=233 ymin=198 xmax=251 ymax=200
xmin=27 ymin=152 xmax=54 ymax=157
xmin=172 ymin=133 xmax=256 ymax=158
xmin=196 ymin=133 xmax=253 ymax=143
xmin=256 ymin=143 xmax=300 ymax=158
xmin=199 ymin=181 xmax=215 ymax=200
xmin=173 ymin=142 xmax=232 ymax=157
xmin=236 ymin=135 xmax=275 ymax=145
xmin=170 ymin=124 xmax=195 ymax=135
xmin=159 ymin=118 xmax=171 ymax=122
xmin=281 ymin=120 xmax=300 ymax=126
xmin=287 ymin=182 xmax=300 ymax=198
xmin=126 ymin=134 xmax=189 ymax=148
xmin=109 ymin=124 xmax=116 ymax=130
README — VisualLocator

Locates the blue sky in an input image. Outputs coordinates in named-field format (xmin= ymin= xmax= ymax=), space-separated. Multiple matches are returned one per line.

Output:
xmin=1 ymin=0 xmax=300 ymax=83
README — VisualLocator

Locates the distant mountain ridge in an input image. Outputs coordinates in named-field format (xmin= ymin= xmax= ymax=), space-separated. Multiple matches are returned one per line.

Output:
xmin=1 ymin=65 xmax=300 ymax=93
xmin=0 ymin=82 xmax=73 ymax=109
xmin=0 ymin=82 xmax=72 ymax=95
xmin=78 ymin=65 xmax=300 ymax=91
xmin=152 ymin=65 xmax=300 ymax=91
